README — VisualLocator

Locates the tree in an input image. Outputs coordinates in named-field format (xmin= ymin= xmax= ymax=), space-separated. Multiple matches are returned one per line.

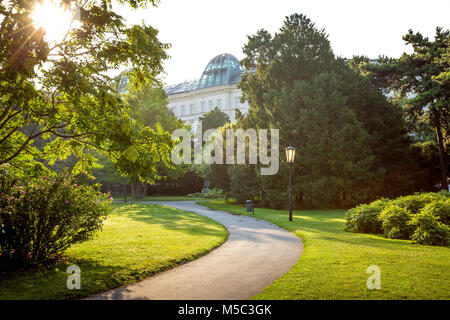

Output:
xmin=0 ymin=0 xmax=173 ymax=183
xmin=121 ymin=83 xmax=188 ymax=198
xmin=238 ymin=14 xmax=415 ymax=208
xmin=198 ymin=106 xmax=230 ymax=135
xmin=196 ymin=107 xmax=230 ymax=190
xmin=364 ymin=27 xmax=450 ymax=189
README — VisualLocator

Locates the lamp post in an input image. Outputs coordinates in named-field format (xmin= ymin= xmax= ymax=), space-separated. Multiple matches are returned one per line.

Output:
xmin=285 ymin=146 xmax=297 ymax=222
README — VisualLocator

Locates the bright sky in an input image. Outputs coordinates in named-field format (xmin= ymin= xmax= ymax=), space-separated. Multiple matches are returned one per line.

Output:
xmin=117 ymin=0 xmax=450 ymax=85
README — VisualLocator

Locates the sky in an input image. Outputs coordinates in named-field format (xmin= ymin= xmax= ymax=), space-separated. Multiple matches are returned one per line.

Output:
xmin=117 ymin=0 xmax=450 ymax=85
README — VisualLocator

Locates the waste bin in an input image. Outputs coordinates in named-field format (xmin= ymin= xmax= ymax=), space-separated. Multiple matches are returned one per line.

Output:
xmin=245 ymin=200 xmax=254 ymax=214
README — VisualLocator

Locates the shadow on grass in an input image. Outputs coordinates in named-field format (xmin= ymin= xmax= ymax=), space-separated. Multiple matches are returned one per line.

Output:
xmin=121 ymin=203 xmax=226 ymax=238
xmin=0 ymin=257 xmax=125 ymax=300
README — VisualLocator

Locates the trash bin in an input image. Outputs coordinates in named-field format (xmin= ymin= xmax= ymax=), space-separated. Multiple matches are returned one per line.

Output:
xmin=246 ymin=200 xmax=254 ymax=214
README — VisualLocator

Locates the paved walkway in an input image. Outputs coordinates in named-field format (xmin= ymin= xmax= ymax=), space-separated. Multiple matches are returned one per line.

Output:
xmin=90 ymin=201 xmax=303 ymax=300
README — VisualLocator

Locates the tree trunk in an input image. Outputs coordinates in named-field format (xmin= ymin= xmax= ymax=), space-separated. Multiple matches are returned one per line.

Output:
xmin=131 ymin=181 xmax=148 ymax=199
xmin=432 ymin=110 xmax=448 ymax=190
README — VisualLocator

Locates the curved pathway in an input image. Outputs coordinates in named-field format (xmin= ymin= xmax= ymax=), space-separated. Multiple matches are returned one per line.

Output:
xmin=91 ymin=201 xmax=303 ymax=300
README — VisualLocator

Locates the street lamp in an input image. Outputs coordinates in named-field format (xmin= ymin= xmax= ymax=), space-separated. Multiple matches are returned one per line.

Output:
xmin=285 ymin=146 xmax=297 ymax=222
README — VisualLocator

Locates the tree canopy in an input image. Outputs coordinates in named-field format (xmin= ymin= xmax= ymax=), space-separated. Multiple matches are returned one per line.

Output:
xmin=0 ymin=0 xmax=173 ymax=183
xmin=361 ymin=27 xmax=450 ymax=189
xmin=237 ymin=13 xmax=416 ymax=208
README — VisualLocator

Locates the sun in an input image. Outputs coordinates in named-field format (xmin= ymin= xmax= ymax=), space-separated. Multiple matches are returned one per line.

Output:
xmin=32 ymin=0 xmax=75 ymax=43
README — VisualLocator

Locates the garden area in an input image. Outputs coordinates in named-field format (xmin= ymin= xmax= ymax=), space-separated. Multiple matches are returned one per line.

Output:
xmin=0 ymin=202 xmax=227 ymax=299
xmin=199 ymin=199 xmax=450 ymax=300
xmin=0 ymin=0 xmax=449 ymax=302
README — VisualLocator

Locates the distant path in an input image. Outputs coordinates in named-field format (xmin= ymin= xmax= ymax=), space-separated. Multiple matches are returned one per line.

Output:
xmin=90 ymin=201 xmax=303 ymax=300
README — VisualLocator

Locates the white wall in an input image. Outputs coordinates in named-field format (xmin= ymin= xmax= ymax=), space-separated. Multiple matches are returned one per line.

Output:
xmin=167 ymin=84 xmax=249 ymax=133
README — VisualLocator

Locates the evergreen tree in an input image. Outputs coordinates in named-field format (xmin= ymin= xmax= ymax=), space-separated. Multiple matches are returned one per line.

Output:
xmin=363 ymin=27 xmax=450 ymax=189
xmin=238 ymin=13 xmax=416 ymax=208
xmin=198 ymin=107 xmax=230 ymax=135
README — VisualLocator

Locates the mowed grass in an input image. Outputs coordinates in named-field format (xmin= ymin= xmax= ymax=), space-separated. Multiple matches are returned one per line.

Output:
xmin=199 ymin=200 xmax=450 ymax=300
xmin=0 ymin=203 xmax=228 ymax=300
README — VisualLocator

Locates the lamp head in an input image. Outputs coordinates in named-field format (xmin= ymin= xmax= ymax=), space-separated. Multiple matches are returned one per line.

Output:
xmin=285 ymin=146 xmax=297 ymax=164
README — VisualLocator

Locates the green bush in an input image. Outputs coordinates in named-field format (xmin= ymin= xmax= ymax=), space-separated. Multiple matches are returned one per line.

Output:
xmin=345 ymin=204 xmax=384 ymax=233
xmin=420 ymin=199 xmax=450 ymax=225
xmin=0 ymin=170 xmax=112 ymax=270
xmin=391 ymin=193 xmax=442 ymax=214
xmin=346 ymin=191 xmax=450 ymax=246
xmin=187 ymin=188 xmax=224 ymax=199
xmin=410 ymin=211 xmax=450 ymax=246
xmin=379 ymin=205 xmax=414 ymax=239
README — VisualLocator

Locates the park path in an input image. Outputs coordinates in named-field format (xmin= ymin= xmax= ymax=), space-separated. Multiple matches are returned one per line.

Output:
xmin=90 ymin=201 xmax=303 ymax=300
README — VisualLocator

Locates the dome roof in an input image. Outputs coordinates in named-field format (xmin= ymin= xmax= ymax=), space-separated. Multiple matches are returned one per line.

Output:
xmin=197 ymin=53 xmax=244 ymax=89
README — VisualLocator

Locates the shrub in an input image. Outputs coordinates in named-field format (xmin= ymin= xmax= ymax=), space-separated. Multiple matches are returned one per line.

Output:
xmin=391 ymin=193 xmax=442 ymax=214
xmin=410 ymin=211 xmax=450 ymax=246
xmin=187 ymin=188 xmax=224 ymax=199
xmin=345 ymin=204 xmax=384 ymax=233
xmin=0 ymin=170 xmax=112 ymax=270
xmin=379 ymin=205 xmax=414 ymax=239
xmin=420 ymin=199 xmax=450 ymax=225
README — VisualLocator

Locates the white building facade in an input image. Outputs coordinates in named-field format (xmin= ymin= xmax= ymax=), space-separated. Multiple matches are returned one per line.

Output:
xmin=165 ymin=53 xmax=249 ymax=132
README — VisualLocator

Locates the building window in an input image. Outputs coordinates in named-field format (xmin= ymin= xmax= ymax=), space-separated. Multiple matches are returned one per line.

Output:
xmin=208 ymin=100 xmax=213 ymax=110
xmin=190 ymin=104 xmax=194 ymax=114
xmin=201 ymin=101 xmax=206 ymax=112
xmin=181 ymin=105 xmax=186 ymax=115
xmin=217 ymin=99 xmax=222 ymax=109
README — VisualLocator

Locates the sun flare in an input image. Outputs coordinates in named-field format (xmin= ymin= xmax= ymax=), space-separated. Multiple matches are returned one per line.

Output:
xmin=32 ymin=0 xmax=75 ymax=43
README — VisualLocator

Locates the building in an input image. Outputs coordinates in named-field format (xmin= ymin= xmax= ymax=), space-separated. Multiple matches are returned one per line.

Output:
xmin=164 ymin=53 xmax=250 ymax=132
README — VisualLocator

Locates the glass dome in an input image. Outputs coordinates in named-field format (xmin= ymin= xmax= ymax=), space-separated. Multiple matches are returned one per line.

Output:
xmin=197 ymin=53 xmax=244 ymax=89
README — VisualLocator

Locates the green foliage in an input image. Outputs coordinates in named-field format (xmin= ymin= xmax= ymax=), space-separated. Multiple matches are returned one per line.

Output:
xmin=345 ymin=204 xmax=384 ymax=234
xmin=420 ymin=199 xmax=450 ymax=225
xmin=390 ymin=193 xmax=442 ymax=213
xmin=148 ymin=169 xmax=203 ymax=196
xmin=362 ymin=27 xmax=450 ymax=189
xmin=346 ymin=191 xmax=450 ymax=245
xmin=187 ymin=188 xmax=224 ymax=199
xmin=123 ymin=83 xmax=185 ymax=133
xmin=198 ymin=107 xmax=230 ymax=135
xmin=0 ymin=169 xmax=112 ymax=270
xmin=379 ymin=205 xmax=414 ymax=239
xmin=195 ymin=111 xmax=231 ymax=193
xmin=410 ymin=211 xmax=450 ymax=246
xmin=409 ymin=141 xmax=444 ymax=191
xmin=228 ymin=164 xmax=260 ymax=203
xmin=0 ymin=0 xmax=172 ymax=183
xmin=237 ymin=13 xmax=415 ymax=208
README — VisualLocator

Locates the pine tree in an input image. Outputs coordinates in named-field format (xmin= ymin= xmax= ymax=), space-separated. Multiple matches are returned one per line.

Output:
xmin=238 ymin=13 xmax=416 ymax=208
xmin=363 ymin=27 xmax=450 ymax=190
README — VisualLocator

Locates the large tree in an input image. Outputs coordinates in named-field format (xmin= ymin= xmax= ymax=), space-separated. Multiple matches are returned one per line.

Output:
xmin=0 ymin=0 xmax=173 ymax=182
xmin=364 ymin=27 xmax=450 ymax=189
xmin=238 ymin=14 xmax=414 ymax=208
xmin=121 ymin=83 xmax=187 ymax=198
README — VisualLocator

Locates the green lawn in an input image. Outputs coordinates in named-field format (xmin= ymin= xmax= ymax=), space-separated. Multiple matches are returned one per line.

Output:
xmin=0 ymin=203 xmax=228 ymax=300
xmin=198 ymin=200 xmax=450 ymax=300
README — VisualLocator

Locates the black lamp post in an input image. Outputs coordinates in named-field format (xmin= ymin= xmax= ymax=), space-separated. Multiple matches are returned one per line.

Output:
xmin=285 ymin=146 xmax=297 ymax=222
